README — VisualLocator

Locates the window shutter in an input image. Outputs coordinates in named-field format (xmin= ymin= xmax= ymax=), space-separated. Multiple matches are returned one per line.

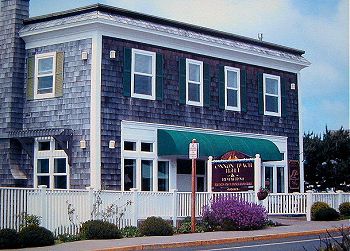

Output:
xmin=281 ymin=77 xmax=287 ymax=117
xmin=257 ymin=72 xmax=264 ymax=115
xmin=156 ymin=53 xmax=164 ymax=101
xmin=55 ymin=52 xmax=64 ymax=97
xmin=240 ymin=69 xmax=247 ymax=112
xmin=218 ymin=65 xmax=225 ymax=109
xmin=203 ymin=63 xmax=210 ymax=107
xmin=123 ymin=47 xmax=132 ymax=97
xmin=26 ymin=56 xmax=35 ymax=101
xmin=179 ymin=58 xmax=186 ymax=104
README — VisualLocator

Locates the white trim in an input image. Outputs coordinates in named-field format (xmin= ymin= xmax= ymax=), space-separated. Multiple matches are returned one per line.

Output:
xmin=131 ymin=48 xmax=156 ymax=100
xmin=224 ymin=66 xmax=241 ymax=111
xmin=297 ymin=72 xmax=304 ymax=192
xmin=90 ymin=32 xmax=102 ymax=189
xmin=34 ymin=52 xmax=56 ymax=99
xmin=263 ymin=73 xmax=281 ymax=117
xmin=20 ymin=21 xmax=309 ymax=73
xmin=186 ymin=58 xmax=203 ymax=106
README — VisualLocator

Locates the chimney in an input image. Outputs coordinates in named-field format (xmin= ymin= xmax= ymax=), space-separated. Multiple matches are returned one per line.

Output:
xmin=0 ymin=0 xmax=29 ymax=187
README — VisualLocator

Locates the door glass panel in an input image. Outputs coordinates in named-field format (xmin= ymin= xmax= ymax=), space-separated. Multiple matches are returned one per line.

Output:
xmin=158 ymin=161 xmax=169 ymax=191
xmin=265 ymin=166 xmax=273 ymax=192
xmin=54 ymin=176 xmax=67 ymax=189
xmin=277 ymin=166 xmax=284 ymax=193
xmin=141 ymin=160 xmax=153 ymax=191
xmin=37 ymin=176 xmax=50 ymax=188
xmin=124 ymin=159 xmax=136 ymax=191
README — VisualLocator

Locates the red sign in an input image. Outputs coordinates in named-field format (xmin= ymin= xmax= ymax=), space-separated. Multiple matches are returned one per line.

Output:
xmin=212 ymin=160 xmax=254 ymax=192
xmin=289 ymin=160 xmax=300 ymax=192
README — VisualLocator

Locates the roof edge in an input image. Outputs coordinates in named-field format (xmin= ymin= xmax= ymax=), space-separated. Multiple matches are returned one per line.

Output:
xmin=25 ymin=3 xmax=305 ymax=56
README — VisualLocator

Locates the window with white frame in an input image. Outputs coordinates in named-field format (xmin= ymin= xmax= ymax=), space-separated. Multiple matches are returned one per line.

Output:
xmin=225 ymin=66 xmax=240 ymax=111
xmin=34 ymin=138 xmax=69 ymax=189
xmin=263 ymin=73 xmax=281 ymax=116
xmin=186 ymin=59 xmax=203 ymax=106
xmin=131 ymin=49 xmax=156 ymax=100
xmin=35 ymin=52 xmax=56 ymax=99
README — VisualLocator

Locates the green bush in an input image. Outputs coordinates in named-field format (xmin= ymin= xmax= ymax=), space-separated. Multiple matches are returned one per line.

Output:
xmin=57 ymin=233 xmax=81 ymax=243
xmin=79 ymin=220 xmax=121 ymax=240
xmin=0 ymin=228 xmax=19 ymax=249
xmin=120 ymin=226 xmax=141 ymax=238
xmin=18 ymin=225 xmax=54 ymax=248
xmin=339 ymin=202 xmax=350 ymax=216
xmin=313 ymin=207 xmax=340 ymax=221
xmin=176 ymin=217 xmax=206 ymax=234
xmin=139 ymin=217 xmax=173 ymax=236
xmin=311 ymin=202 xmax=330 ymax=221
xmin=18 ymin=212 xmax=41 ymax=230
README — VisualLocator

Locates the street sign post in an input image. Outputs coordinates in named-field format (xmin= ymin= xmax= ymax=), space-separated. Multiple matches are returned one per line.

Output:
xmin=189 ymin=139 xmax=198 ymax=233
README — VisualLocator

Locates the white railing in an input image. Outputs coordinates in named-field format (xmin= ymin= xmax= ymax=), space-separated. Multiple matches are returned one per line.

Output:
xmin=1 ymin=187 xmax=349 ymax=235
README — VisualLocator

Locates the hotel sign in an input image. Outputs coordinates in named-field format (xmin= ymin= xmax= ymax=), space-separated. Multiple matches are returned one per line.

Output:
xmin=212 ymin=160 xmax=254 ymax=192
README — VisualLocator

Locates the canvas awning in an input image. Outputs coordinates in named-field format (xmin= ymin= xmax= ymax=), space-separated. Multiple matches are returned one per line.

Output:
xmin=157 ymin=129 xmax=282 ymax=161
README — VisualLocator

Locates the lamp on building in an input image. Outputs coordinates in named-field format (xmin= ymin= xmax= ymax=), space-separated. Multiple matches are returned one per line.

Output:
xmin=109 ymin=140 xmax=116 ymax=149
xmin=80 ymin=140 xmax=86 ymax=149
xmin=81 ymin=51 xmax=88 ymax=60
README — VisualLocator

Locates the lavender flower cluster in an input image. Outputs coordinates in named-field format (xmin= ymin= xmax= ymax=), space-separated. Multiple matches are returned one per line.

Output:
xmin=202 ymin=196 xmax=268 ymax=231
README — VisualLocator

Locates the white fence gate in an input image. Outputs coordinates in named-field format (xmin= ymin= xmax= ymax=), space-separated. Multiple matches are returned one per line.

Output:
xmin=1 ymin=187 xmax=349 ymax=235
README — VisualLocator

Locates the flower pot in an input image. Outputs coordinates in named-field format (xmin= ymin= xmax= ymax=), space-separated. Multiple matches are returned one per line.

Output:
xmin=257 ymin=191 xmax=268 ymax=200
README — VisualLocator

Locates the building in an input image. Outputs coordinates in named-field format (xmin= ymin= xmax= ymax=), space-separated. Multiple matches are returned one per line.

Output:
xmin=0 ymin=0 xmax=310 ymax=193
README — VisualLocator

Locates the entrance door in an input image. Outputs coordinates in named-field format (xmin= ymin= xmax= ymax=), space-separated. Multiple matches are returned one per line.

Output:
xmin=263 ymin=164 xmax=285 ymax=193
xmin=176 ymin=159 xmax=206 ymax=192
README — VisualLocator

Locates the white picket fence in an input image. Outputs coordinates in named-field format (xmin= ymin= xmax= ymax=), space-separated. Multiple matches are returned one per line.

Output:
xmin=0 ymin=187 xmax=349 ymax=235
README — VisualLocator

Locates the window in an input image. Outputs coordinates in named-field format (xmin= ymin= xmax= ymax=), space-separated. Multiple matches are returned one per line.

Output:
xmin=141 ymin=142 xmax=153 ymax=152
xmin=124 ymin=141 xmax=136 ymax=151
xmin=124 ymin=159 xmax=136 ymax=191
xmin=131 ymin=49 xmax=156 ymax=100
xmin=34 ymin=138 xmax=69 ymax=189
xmin=141 ymin=160 xmax=153 ymax=191
xmin=225 ymin=66 xmax=240 ymax=111
xmin=186 ymin=59 xmax=203 ymax=106
xmin=35 ymin=52 xmax=56 ymax=99
xmin=158 ymin=161 xmax=169 ymax=191
xmin=263 ymin=74 xmax=281 ymax=116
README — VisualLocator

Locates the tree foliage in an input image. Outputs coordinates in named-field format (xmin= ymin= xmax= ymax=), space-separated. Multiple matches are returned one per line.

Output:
xmin=304 ymin=127 xmax=350 ymax=191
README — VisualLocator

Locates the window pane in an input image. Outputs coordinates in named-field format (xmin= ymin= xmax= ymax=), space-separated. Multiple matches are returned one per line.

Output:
xmin=277 ymin=166 xmax=284 ymax=193
xmin=141 ymin=142 xmax=153 ymax=152
xmin=188 ymin=82 xmax=200 ymax=102
xmin=134 ymin=74 xmax=152 ymax=95
xmin=266 ymin=95 xmax=279 ymax=113
xmin=38 ymin=57 xmax=53 ymax=74
xmin=141 ymin=160 xmax=153 ymax=191
xmin=197 ymin=177 xmax=205 ymax=192
xmin=124 ymin=141 xmax=136 ymax=151
xmin=38 ymin=141 xmax=50 ymax=151
xmin=265 ymin=166 xmax=273 ymax=192
xmin=266 ymin=78 xmax=278 ymax=95
xmin=227 ymin=89 xmax=238 ymax=107
xmin=124 ymin=159 xmax=136 ymax=191
xmin=54 ymin=158 xmax=66 ymax=173
xmin=37 ymin=159 xmax=49 ymax=173
xmin=189 ymin=63 xmax=200 ymax=82
xmin=158 ymin=161 xmax=169 ymax=191
xmin=135 ymin=53 xmax=152 ymax=74
xmin=37 ymin=176 xmax=50 ymax=188
xmin=54 ymin=176 xmax=67 ymax=189
xmin=38 ymin=76 xmax=53 ymax=94
xmin=227 ymin=71 xmax=238 ymax=88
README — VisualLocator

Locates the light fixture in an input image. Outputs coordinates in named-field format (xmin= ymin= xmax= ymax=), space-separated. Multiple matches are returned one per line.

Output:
xmin=80 ymin=140 xmax=86 ymax=149
xmin=81 ymin=51 xmax=88 ymax=60
xmin=110 ymin=50 xmax=117 ymax=59
xmin=109 ymin=140 xmax=116 ymax=149
xmin=291 ymin=83 xmax=296 ymax=90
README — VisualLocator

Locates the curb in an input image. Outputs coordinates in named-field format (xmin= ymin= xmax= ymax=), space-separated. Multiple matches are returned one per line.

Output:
xmin=97 ymin=227 xmax=347 ymax=251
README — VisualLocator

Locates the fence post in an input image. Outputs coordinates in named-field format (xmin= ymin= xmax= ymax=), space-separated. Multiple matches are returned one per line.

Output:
xmin=38 ymin=185 xmax=48 ymax=228
xmin=171 ymin=189 xmax=178 ymax=228
xmin=131 ymin=188 xmax=138 ymax=227
xmin=336 ymin=190 xmax=343 ymax=210
xmin=306 ymin=190 xmax=313 ymax=221
xmin=86 ymin=186 xmax=94 ymax=220
xmin=254 ymin=154 xmax=261 ymax=193
xmin=207 ymin=156 xmax=213 ymax=193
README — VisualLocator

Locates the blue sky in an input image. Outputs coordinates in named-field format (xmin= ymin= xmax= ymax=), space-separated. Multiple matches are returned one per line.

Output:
xmin=30 ymin=0 xmax=349 ymax=134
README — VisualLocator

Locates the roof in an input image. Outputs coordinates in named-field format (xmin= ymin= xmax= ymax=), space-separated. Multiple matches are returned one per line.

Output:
xmin=24 ymin=3 xmax=305 ymax=56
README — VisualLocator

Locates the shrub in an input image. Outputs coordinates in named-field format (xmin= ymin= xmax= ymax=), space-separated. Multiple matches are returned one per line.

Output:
xmin=139 ymin=217 xmax=174 ymax=236
xmin=120 ymin=226 xmax=141 ymax=238
xmin=0 ymin=228 xmax=19 ymax=249
xmin=202 ymin=196 xmax=268 ymax=231
xmin=18 ymin=212 xmax=41 ymax=230
xmin=339 ymin=202 xmax=350 ymax=216
xmin=79 ymin=220 xmax=121 ymax=240
xmin=57 ymin=233 xmax=81 ymax=243
xmin=176 ymin=217 xmax=206 ymax=234
xmin=18 ymin=225 xmax=54 ymax=248
xmin=313 ymin=207 xmax=340 ymax=221
xmin=311 ymin=202 xmax=330 ymax=220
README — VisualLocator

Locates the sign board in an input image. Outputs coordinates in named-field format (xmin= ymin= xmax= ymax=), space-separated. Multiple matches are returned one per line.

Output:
xmin=288 ymin=160 xmax=300 ymax=192
xmin=212 ymin=160 xmax=254 ymax=192
xmin=189 ymin=143 xmax=199 ymax=159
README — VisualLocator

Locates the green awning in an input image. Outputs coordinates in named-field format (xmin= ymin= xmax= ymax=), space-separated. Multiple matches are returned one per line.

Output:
xmin=157 ymin=129 xmax=282 ymax=161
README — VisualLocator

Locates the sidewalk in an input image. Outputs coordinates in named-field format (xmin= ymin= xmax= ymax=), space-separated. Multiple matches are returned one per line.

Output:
xmin=11 ymin=218 xmax=350 ymax=251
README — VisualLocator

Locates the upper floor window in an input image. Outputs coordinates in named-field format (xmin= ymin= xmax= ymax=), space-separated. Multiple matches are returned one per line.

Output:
xmin=186 ymin=59 xmax=203 ymax=106
xmin=131 ymin=49 xmax=156 ymax=100
xmin=263 ymin=73 xmax=281 ymax=116
xmin=35 ymin=52 xmax=56 ymax=99
xmin=225 ymin=66 xmax=240 ymax=111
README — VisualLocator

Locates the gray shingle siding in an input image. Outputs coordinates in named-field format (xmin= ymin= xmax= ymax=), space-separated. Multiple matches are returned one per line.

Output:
xmin=101 ymin=36 xmax=299 ymax=190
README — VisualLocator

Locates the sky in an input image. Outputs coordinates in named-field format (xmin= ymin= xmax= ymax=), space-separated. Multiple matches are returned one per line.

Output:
xmin=30 ymin=0 xmax=349 ymax=134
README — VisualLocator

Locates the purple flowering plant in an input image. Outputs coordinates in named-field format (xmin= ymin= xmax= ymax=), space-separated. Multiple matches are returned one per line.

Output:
xmin=202 ymin=196 xmax=268 ymax=231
